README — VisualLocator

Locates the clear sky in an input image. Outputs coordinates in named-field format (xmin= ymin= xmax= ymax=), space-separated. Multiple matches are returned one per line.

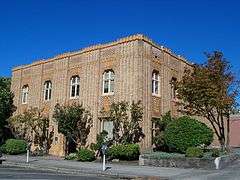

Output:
xmin=0 ymin=0 xmax=239 ymax=79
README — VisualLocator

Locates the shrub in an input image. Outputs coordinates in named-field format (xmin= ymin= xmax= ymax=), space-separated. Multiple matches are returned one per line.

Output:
xmin=211 ymin=148 xmax=220 ymax=157
xmin=76 ymin=148 xmax=95 ymax=162
xmin=1 ymin=139 xmax=27 ymax=155
xmin=165 ymin=116 xmax=213 ymax=153
xmin=65 ymin=153 xmax=77 ymax=160
xmin=107 ymin=144 xmax=140 ymax=160
xmin=186 ymin=147 xmax=204 ymax=158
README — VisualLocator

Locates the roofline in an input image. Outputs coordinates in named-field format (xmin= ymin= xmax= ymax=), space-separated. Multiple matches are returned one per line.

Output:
xmin=12 ymin=34 xmax=193 ymax=71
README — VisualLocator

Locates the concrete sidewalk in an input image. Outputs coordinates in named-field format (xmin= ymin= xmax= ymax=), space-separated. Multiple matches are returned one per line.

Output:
xmin=0 ymin=154 xmax=234 ymax=180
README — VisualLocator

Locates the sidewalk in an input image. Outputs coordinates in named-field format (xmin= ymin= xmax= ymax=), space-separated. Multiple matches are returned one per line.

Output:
xmin=0 ymin=154 xmax=222 ymax=179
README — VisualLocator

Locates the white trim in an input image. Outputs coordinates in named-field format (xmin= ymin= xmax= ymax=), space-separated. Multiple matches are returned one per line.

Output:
xmin=102 ymin=70 xmax=114 ymax=95
xmin=21 ymin=85 xmax=29 ymax=104
xmin=152 ymin=71 xmax=160 ymax=96
xmin=70 ymin=76 xmax=80 ymax=99
xmin=43 ymin=81 xmax=52 ymax=101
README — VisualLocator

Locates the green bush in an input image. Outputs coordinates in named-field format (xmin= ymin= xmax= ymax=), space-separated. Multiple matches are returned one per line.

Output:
xmin=65 ymin=153 xmax=77 ymax=160
xmin=76 ymin=148 xmax=95 ymax=162
xmin=107 ymin=144 xmax=140 ymax=160
xmin=211 ymin=148 xmax=220 ymax=157
xmin=1 ymin=139 xmax=27 ymax=155
xmin=186 ymin=147 xmax=204 ymax=158
xmin=165 ymin=116 xmax=213 ymax=153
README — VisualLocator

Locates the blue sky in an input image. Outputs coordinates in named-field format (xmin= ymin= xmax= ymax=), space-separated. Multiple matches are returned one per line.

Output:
xmin=0 ymin=0 xmax=239 ymax=79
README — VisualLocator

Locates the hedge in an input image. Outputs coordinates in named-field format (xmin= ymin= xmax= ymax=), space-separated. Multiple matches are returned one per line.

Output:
xmin=107 ymin=144 xmax=140 ymax=160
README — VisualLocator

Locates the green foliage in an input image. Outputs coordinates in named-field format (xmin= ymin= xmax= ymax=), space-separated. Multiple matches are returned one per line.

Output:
xmin=165 ymin=116 xmax=213 ymax=153
xmin=107 ymin=144 xmax=140 ymax=160
xmin=152 ymin=111 xmax=173 ymax=151
xmin=0 ymin=77 xmax=15 ymax=144
xmin=211 ymin=148 xmax=220 ymax=157
xmin=142 ymin=151 xmax=185 ymax=159
xmin=90 ymin=130 xmax=108 ymax=151
xmin=1 ymin=139 xmax=27 ymax=155
xmin=76 ymin=148 xmax=95 ymax=162
xmin=65 ymin=153 xmax=77 ymax=160
xmin=53 ymin=103 xmax=93 ymax=148
xmin=177 ymin=51 xmax=239 ymax=148
xmin=9 ymin=107 xmax=53 ymax=154
xmin=186 ymin=147 xmax=204 ymax=158
xmin=101 ymin=101 xmax=145 ymax=144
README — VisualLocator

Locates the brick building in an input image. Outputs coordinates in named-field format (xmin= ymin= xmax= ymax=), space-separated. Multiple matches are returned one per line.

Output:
xmin=11 ymin=34 xmax=192 ymax=156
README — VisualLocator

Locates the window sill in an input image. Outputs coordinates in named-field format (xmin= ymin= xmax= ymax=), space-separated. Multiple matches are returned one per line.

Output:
xmin=102 ymin=93 xmax=114 ymax=96
xmin=152 ymin=94 xmax=161 ymax=98
xmin=70 ymin=96 xmax=79 ymax=100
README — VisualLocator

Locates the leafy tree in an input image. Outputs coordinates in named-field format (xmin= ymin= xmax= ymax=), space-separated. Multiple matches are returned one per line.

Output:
xmin=152 ymin=111 xmax=174 ymax=151
xmin=177 ymin=51 xmax=239 ymax=149
xmin=9 ymin=107 xmax=53 ymax=154
xmin=0 ymin=77 xmax=15 ymax=144
xmin=53 ymin=103 xmax=93 ymax=151
xmin=101 ymin=100 xmax=145 ymax=144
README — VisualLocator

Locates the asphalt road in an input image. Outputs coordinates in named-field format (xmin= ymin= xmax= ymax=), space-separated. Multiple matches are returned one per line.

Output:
xmin=0 ymin=166 xmax=118 ymax=180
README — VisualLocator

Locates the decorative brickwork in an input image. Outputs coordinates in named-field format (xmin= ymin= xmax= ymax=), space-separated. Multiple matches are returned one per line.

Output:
xmin=11 ymin=34 xmax=192 ymax=156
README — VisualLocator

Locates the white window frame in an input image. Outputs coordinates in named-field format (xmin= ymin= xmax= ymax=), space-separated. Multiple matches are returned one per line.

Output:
xmin=152 ymin=71 xmax=160 ymax=96
xmin=43 ymin=81 xmax=52 ymax=101
xmin=70 ymin=76 xmax=80 ymax=99
xmin=102 ymin=70 xmax=114 ymax=95
xmin=21 ymin=85 xmax=29 ymax=104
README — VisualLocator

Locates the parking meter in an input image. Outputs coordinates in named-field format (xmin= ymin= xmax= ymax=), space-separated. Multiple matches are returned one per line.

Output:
xmin=101 ymin=144 xmax=108 ymax=171
xmin=101 ymin=144 xmax=108 ymax=155
xmin=26 ymin=142 xmax=31 ymax=163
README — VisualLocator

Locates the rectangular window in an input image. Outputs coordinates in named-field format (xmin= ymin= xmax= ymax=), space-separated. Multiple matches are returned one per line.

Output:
xmin=103 ymin=120 xmax=113 ymax=140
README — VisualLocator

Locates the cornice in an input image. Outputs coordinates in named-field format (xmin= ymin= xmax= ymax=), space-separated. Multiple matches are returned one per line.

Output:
xmin=12 ymin=34 xmax=193 ymax=72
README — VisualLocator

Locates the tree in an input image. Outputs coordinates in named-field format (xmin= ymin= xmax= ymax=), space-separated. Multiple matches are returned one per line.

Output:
xmin=9 ymin=107 xmax=53 ymax=154
xmin=0 ymin=77 xmax=15 ymax=144
xmin=101 ymin=100 xmax=145 ymax=144
xmin=177 ymin=51 xmax=239 ymax=149
xmin=53 ymin=103 xmax=93 ymax=151
xmin=152 ymin=111 xmax=174 ymax=151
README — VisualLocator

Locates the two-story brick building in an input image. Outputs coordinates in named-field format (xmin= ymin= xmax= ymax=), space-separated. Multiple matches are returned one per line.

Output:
xmin=11 ymin=34 xmax=192 ymax=156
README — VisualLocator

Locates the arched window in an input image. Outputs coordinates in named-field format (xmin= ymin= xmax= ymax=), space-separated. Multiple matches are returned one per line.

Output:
xmin=44 ymin=81 xmax=52 ymax=101
xmin=70 ymin=76 xmax=80 ymax=98
xmin=152 ymin=71 xmax=160 ymax=95
xmin=170 ymin=77 xmax=177 ymax=99
xmin=103 ymin=70 xmax=114 ymax=94
xmin=22 ymin=85 xmax=29 ymax=104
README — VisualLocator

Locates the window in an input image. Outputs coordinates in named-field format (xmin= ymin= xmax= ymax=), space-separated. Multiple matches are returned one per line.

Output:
xmin=44 ymin=81 xmax=52 ymax=101
xmin=103 ymin=70 xmax=114 ymax=94
xmin=70 ymin=76 xmax=80 ymax=98
xmin=170 ymin=77 xmax=177 ymax=99
xmin=152 ymin=71 xmax=160 ymax=95
xmin=101 ymin=120 xmax=113 ymax=140
xmin=22 ymin=85 xmax=29 ymax=104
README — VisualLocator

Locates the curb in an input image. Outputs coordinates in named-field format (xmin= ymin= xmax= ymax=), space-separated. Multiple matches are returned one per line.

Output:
xmin=3 ymin=161 xmax=159 ymax=180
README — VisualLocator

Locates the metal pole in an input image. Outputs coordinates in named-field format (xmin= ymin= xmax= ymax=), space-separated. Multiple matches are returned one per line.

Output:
xmin=102 ymin=154 xmax=105 ymax=171
xmin=26 ymin=149 xmax=29 ymax=163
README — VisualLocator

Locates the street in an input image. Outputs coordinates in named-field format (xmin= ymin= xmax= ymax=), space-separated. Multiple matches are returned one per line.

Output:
xmin=0 ymin=166 xmax=118 ymax=180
